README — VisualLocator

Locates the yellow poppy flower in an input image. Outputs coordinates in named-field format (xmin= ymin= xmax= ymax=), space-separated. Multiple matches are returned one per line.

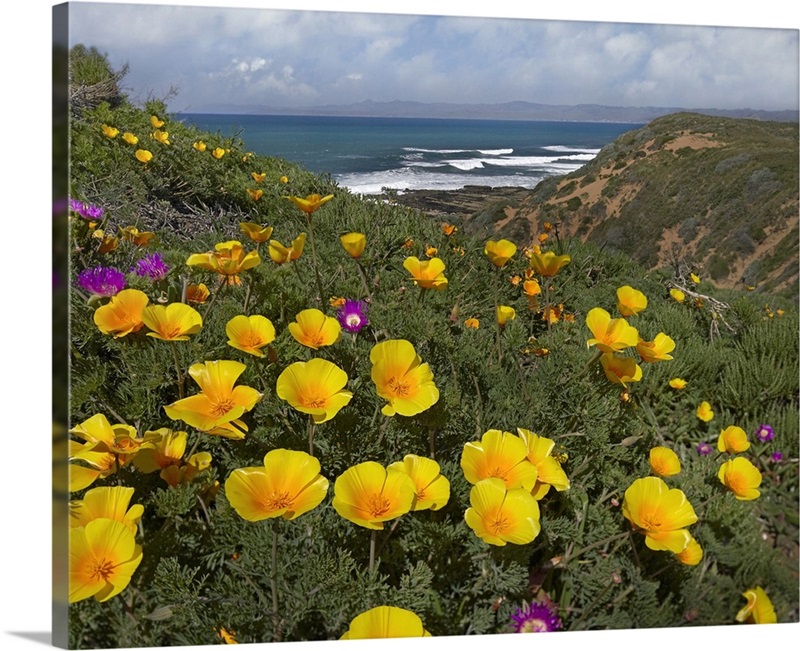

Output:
xmin=93 ymin=288 xmax=149 ymax=338
xmin=132 ymin=428 xmax=187 ymax=474
xmin=280 ymin=175 xmax=289 ymax=183
xmin=150 ymin=115 xmax=165 ymax=128
xmin=442 ymin=223 xmax=458 ymax=236
xmin=425 ymin=244 xmax=438 ymax=257
xmin=600 ymin=353 xmax=643 ymax=387
xmin=674 ymin=536 xmax=703 ymax=566
xmin=465 ymin=477 xmax=541 ymax=546
xmin=464 ymin=317 xmax=480 ymax=329
xmin=329 ymin=296 xmax=346 ymax=308
xmin=585 ymin=307 xmax=639 ymax=353
xmin=164 ymin=360 xmax=262 ymax=438
xmin=225 ymin=449 xmax=329 ymax=521
xmin=621 ymin=476 xmax=697 ymax=553
xmin=636 ymin=333 xmax=675 ymax=363
xmin=670 ymin=288 xmax=685 ymax=303
xmin=160 ymin=451 xmax=213 ymax=487
xmin=212 ymin=147 xmax=226 ymax=159
xmin=401 ymin=238 xmax=414 ymax=249
xmin=186 ymin=283 xmax=210 ymax=304
xmin=332 ymin=461 xmax=415 ymax=530
xmin=529 ymin=251 xmax=571 ymax=277
xmin=247 ymin=188 xmax=263 ymax=201
xmin=690 ymin=273 xmax=701 ymax=284
xmin=649 ymin=446 xmax=681 ymax=478
xmin=718 ymin=457 xmax=762 ymax=501
xmin=288 ymin=308 xmax=341 ymax=349
xmin=370 ymin=339 xmax=439 ymax=417
xmin=523 ymin=279 xmax=541 ymax=297
xmin=225 ymin=314 xmax=276 ymax=357
xmin=616 ymin=286 xmax=648 ymax=317
xmin=193 ymin=140 xmax=207 ymax=152
xmin=239 ymin=224 xmax=274 ymax=246
xmin=517 ymin=428 xmax=570 ymax=499
xmin=101 ymin=124 xmax=119 ymax=138
xmin=92 ymin=229 xmax=119 ymax=253
xmin=403 ymin=256 xmax=448 ymax=290
xmin=669 ymin=378 xmax=687 ymax=390
xmin=141 ymin=303 xmax=203 ymax=341
xmin=484 ymin=239 xmax=517 ymax=268
xmin=135 ymin=149 xmax=153 ymax=163
xmin=151 ymin=129 xmax=170 ymax=145
xmin=217 ymin=628 xmax=238 ymax=644
xmin=696 ymin=401 xmax=714 ymax=422
xmin=542 ymin=221 xmax=553 ymax=232
xmin=68 ymin=414 xmax=138 ymax=491
xmin=121 ymin=132 xmax=138 ymax=145
xmin=186 ymin=240 xmax=261 ymax=285
xmin=717 ymin=425 xmax=750 ymax=454
xmin=285 ymin=193 xmax=334 ymax=214
xmin=340 ymin=606 xmax=431 ymax=639
xmin=276 ymin=358 xmax=352 ymax=424
xmin=340 ymin=232 xmax=367 ymax=259
xmin=69 ymin=518 xmax=143 ymax=603
xmin=496 ymin=305 xmax=516 ymax=326
xmin=387 ymin=454 xmax=450 ymax=511
xmin=736 ymin=587 xmax=777 ymax=624
xmin=268 ymin=233 xmax=306 ymax=264
xmin=119 ymin=226 xmax=156 ymax=247
xmin=537 ymin=233 xmax=549 ymax=244
xmin=461 ymin=429 xmax=539 ymax=491
xmin=251 ymin=172 xmax=267 ymax=183
xmin=70 ymin=486 xmax=144 ymax=535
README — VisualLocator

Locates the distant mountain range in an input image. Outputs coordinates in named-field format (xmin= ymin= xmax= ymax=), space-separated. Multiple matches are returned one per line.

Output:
xmin=186 ymin=99 xmax=798 ymax=123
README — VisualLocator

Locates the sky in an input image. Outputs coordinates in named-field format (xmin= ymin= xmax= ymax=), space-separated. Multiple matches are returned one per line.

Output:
xmin=64 ymin=0 xmax=800 ymax=113
xmin=0 ymin=2 xmax=797 ymax=651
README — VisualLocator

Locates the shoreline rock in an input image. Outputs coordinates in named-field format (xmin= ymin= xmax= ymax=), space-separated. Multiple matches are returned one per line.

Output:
xmin=386 ymin=185 xmax=533 ymax=218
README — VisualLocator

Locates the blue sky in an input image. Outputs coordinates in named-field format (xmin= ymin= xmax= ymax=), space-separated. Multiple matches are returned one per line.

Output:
xmin=65 ymin=0 xmax=799 ymax=113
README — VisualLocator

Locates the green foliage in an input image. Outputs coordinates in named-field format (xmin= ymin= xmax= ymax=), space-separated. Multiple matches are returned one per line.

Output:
xmin=65 ymin=71 xmax=798 ymax=647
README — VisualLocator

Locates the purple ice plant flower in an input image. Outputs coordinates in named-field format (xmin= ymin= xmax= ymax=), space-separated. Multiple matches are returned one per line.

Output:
xmin=75 ymin=266 xmax=126 ymax=297
xmin=337 ymin=299 xmax=369 ymax=334
xmin=771 ymin=452 xmax=783 ymax=463
xmin=696 ymin=442 xmax=713 ymax=456
xmin=510 ymin=601 xmax=562 ymax=633
xmin=69 ymin=198 xmax=105 ymax=221
xmin=755 ymin=424 xmax=775 ymax=443
xmin=132 ymin=253 xmax=169 ymax=281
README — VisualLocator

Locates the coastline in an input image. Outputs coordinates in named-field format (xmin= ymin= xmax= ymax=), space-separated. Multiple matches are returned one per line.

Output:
xmin=384 ymin=184 xmax=532 ymax=218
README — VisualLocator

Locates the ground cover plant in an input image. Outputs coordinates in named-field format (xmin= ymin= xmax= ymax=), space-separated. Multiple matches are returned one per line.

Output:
xmin=61 ymin=48 xmax=798 ymax=648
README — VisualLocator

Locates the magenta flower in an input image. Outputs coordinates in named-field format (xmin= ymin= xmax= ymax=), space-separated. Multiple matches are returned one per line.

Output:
xmin=75 ymin=266 xmax=126 ymax=297
xmin=771 ymin=452 xmax=783 ymax=463
xmin=69 ymin=198 xmax=105 ymax=221
xmin=132 ymin=253 xmax=169 ymax=281
xmin=510 ymin=601 xmax=562 ymax=632
xmin=696 ymin=442 xmax=713 ymax=456
xmin=337 ymin=299 xmax=369 ymax=334
xmin=755 ymin=424 xmax=775 ymax=443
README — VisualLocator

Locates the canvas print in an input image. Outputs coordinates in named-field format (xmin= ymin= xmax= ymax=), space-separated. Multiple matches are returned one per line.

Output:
xmin=53 ymin=1 xmax=799 ymax=648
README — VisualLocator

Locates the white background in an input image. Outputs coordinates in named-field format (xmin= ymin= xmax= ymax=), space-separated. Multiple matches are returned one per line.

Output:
xmin=1 ymin=1 xmax=797 ymax=650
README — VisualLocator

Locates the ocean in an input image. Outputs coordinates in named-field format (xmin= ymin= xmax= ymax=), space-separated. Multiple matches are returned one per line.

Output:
xmin=178 ymin=114 xmax=642 ymax=195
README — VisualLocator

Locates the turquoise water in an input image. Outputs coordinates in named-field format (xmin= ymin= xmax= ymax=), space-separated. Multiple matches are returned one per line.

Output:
xmin=178 ymin=113 xmax=641 ymax=194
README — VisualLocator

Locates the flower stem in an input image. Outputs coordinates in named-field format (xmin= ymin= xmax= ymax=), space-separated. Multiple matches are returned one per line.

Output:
xmin=305 ymin=216 xmax=325 ymax=302
xmin=355 ymin=260 xmax=373 ymax=301
xmin=493 ymin=271 xmax=503 ymax=365
xmin=307 ymin=417 xmax=317 ymax=456
xmin=270 ymin=519 xmax=283 ymax=642
xmin=369 ymin=530 xmax=377 ymax=574
xmin=242 ymin=276 xmax=253 ymax=315
xmin=202 ymin=276 xmax=226 ymax=322
xmin=171 ymin=341 xmax=185 ymax=399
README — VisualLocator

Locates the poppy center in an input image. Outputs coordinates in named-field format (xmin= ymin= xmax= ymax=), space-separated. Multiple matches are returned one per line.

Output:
xmin=488 ymin=513 xmax=511 ymax=535
xmin=264 ymin=491 xmax=293 ymax=511
xmin=640 ymin=513 xmax=663 ymax=531
xmin=211 ymin=399 xmax=236 ymax=417
xmin=242 ymin=333 xmax=264 ymax=348
xmin=91 ymin=558 xmax=116 ymax=581
xmin=387 ymin=377 xmax=412 ymax=397
xmin=301 ymin=392 xmax=328 ymax=409
xmin=163 ymin=325 xmax=183 ymax=339
xmin=366 ymin=494 xmax=391 ymax=518
xmin=725 ymin=471 xmax=747 ymax=494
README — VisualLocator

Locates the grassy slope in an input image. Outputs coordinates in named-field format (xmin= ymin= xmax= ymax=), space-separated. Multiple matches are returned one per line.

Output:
xmin=65 ymin=66 xmax=799 ymax=646
xmin=468 ymin=113 xmax=799 ymax=298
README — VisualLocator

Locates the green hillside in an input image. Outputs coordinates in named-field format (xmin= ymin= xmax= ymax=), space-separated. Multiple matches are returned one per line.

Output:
xmin=472 ymin=113 xmax=799 ymax=298
xmin=59 ymin=49 xmax=798 ymax=648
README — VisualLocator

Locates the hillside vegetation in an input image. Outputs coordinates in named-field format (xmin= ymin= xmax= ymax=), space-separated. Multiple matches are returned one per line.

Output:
xmin=60 ymin=48 xmax=798 ymax=648
xmin=467 ymin=113 xmax=798 ymax=298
